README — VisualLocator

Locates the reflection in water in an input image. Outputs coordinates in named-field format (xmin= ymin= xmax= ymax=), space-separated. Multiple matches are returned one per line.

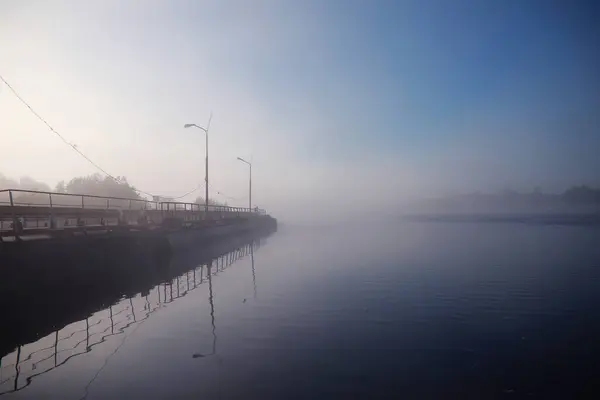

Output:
xmin=193 ymin=261 xmax=217 ymax=359
xmin=1 ymin=302 xmax=149 ymax=397
xmin=0 ymin=237 xmax=267 ymax=396
xmin=251 ymin=246 xmax=257 ymax=299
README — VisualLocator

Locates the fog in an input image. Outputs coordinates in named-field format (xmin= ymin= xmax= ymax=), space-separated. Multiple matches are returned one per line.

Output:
xmin=1 ymin=1 xmax=599 ymax=223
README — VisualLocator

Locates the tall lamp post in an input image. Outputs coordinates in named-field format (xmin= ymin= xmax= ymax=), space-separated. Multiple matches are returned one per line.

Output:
xmin=237 ymin=157 xmax=252 ymax=211
xmin=184 ymin=116 xmax=212 ymax=213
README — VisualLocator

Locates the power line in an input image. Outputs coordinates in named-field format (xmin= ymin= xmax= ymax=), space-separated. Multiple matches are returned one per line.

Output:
xmin=0 ymin=73 xmax=199 ymax=201
xmin=0 ymin=74 xmax=123 ymax=181
xmin=0 ymin=73 xmax=158 ymax=197
xmin=170 ymin=184 xmax=203 ymax=200
xmin=204 ymin=180 xmax=243 ymax=202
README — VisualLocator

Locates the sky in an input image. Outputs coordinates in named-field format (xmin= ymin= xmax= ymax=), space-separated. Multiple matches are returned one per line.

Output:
xmin=1 ymin=0 xmax=599 ymax=221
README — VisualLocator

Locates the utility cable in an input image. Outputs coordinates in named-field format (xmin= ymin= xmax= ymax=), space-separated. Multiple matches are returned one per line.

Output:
xmin=0 ymin=73 xmax=200 ymax=200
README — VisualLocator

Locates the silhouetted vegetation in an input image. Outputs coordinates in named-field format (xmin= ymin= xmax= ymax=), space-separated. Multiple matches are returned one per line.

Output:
xmin=0 ymin=173 xmax=239 ymax=208
xmin=0 ymin=172 xmax=234 ymax=209
xmin=562 ymin=185 xmax=600 ymax=205
xmin=1 ymin=173 xmax=141 ymax=207
xmin=419 ymin=186 xmax=600 ymax=214
xmin=55 ymin=173 xmax=141 ymax=199
xmin=0 ymin=173 xmax=51 ymax=192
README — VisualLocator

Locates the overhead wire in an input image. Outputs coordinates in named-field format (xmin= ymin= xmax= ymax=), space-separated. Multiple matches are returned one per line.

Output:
xmin=170 ymin=184 xmax=203 ymax=200
xmin=208 ymin=181 xmax=244 ymax=202
xmin=0 ymin=74 xmax=124 ymax=183
xmin=0 ymin=73 xmax=200 ymax=201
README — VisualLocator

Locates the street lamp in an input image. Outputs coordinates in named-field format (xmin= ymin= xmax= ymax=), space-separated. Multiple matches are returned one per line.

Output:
xmin=237 ymin=157 xmax=252 ymax=211
xmin=184 ymin=116 xmax=212 ymax=214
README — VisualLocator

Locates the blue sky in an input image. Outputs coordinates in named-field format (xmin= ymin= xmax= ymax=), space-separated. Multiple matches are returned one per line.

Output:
xmin=1 ymin=0 xmax=599 ymax=219
xmin=251 ymin=0 xmax=600 ymax=180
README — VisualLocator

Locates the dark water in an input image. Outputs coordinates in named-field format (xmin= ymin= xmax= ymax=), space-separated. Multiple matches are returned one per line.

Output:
xmin=1 ymin=222 xmax=600 ymax=399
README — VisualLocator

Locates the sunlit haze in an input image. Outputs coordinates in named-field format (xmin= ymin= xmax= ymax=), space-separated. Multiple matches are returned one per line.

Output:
xmin=1 ymin=0 xmax=599 ymax=222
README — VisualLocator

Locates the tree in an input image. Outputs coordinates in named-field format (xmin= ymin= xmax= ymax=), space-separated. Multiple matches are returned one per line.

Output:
xmin=1 ymin=174 xmax=52 ymax=205
xmin=55 ymin=181 xmax=67 ymax=193
xmin=0 ymin=173 xmax=18 ymax=190
xmin=46 ymin=174 xmax=144 ymax=209
xmin=64 ymin=173 xmax=140 ymax=199
xmin=1 ymin=172 xmax=147 ymax=208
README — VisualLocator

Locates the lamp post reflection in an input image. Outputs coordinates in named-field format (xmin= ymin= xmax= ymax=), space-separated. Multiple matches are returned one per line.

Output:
xmin=193 ymin=260 xmax=217 ymax=358
xmin=251 ymin=244 xmax=257 ymax=299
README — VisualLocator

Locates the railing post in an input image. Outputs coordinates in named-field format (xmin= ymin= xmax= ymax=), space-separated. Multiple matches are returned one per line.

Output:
xmin=9 ymin=190 xmax=20 ymax=240
xmin=49 ymin=193 xmax=55 ymax=229
xmin=78 ymin=195 xmax=84 ymax=228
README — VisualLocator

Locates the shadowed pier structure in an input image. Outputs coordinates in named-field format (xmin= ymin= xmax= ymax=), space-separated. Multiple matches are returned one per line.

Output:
xmin=0 ymin=229 xmax=275 ymax=395
xmin=0 ymin=188 xmax=277 ymax=313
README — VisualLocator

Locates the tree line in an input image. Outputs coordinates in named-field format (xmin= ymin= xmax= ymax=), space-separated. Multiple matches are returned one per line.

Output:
xmin=422 ymin=185 xmax=600 ymax=213
xmin=1 ymin=173 xmax=227 ymax=207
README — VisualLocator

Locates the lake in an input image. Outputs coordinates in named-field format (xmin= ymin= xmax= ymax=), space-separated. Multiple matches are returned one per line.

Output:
xmin=1 ymin=221 xmax=599 ymax=399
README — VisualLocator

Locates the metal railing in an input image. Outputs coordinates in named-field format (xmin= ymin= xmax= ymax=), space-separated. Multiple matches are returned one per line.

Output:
xmin=0 ymin=189 xmax=157 ymax=210
xmin=0 ymin=189 xmax=267 ymax=237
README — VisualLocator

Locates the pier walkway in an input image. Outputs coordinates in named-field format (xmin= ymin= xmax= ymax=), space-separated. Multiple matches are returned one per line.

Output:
xmin=0 ymin=189 xmax=266 ymax=242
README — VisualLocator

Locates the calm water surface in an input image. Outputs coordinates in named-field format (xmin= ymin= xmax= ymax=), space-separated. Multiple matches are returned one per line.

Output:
xmin=2 ymin=222 xmax=600 ymax=399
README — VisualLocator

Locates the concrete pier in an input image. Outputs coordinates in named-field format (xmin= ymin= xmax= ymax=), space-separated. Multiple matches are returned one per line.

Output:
xmin=0 ymin=188 xmax=277 ymax=361
xmin=0 ymin=215 xmax=277 ymax=293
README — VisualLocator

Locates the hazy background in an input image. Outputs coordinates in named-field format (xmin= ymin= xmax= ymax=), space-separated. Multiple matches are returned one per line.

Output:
xmin=1 ymin=0 xmax=599 ymax=222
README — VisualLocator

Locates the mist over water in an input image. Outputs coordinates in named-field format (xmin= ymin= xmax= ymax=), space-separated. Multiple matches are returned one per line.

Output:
xmin=1 ymin=1 xmax=600 ymax=398
xmin=2 ymin=221 xmax=599 ymax=399
xmin=2 ymin=1 xmax=600 ymax=222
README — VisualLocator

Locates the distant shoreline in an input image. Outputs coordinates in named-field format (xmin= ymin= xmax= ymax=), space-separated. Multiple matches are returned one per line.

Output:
xmin=401 ymin=212 xmax=600 ymax=226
